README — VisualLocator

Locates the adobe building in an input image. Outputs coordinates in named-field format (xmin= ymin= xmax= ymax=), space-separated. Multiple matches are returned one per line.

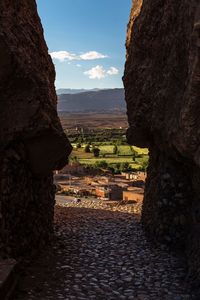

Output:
xmin=109 ymin=185 xmax=123 ymax=201
xmin=95 ymin=185 xmax=123 ymax=200
xmin=95 ymin=186 xmax=110 ymax=199
xmin=123 ymin=187 xmax=144 ymax=202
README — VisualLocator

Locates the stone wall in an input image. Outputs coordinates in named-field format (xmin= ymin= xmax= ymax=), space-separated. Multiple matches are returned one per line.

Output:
xmin=0 ymin=0 xmax=72 ymax=257
xmin=124 ymin=0 xmax=200 ymax=286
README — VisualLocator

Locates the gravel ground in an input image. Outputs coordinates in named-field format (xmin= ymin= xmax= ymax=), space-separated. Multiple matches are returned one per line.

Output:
xmin=15 ymin=200 xmax=196 ymax=300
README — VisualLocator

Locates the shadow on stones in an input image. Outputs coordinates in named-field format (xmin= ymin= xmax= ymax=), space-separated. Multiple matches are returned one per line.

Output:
xmin=14 ymin=206 xmax=196 ymax=299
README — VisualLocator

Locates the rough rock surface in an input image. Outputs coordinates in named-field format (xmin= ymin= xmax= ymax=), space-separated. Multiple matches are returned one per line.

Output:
xmin=124 ymin=0 xmax=200 ymax=287
xmin=0 ymin=0 xmax=72 ymax=257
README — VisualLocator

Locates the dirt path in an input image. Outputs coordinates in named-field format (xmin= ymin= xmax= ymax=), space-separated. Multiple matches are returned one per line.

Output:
xmin=15 ymin=201 xmax=195 ymax=300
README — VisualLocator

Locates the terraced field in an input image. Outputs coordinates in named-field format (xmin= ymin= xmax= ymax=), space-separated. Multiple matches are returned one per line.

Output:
xmin=117 ymin=145 xmax=133 ymax=156
xmin=69 ymin=145 xmax=148 ymax=171
xmin=99 ymin=145 xmax=115 ymax=155
xmin=63 ymin=112 xmax=149 ymax=171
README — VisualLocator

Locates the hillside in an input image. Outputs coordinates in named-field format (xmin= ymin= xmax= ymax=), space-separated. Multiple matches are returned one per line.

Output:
xmin=56 ymin=88 xmax=100 ymax=95
xmin=57 ymin=88 xmax=125 ymax=112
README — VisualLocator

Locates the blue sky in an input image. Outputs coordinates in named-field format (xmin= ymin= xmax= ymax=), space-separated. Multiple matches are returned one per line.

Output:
xmin=36 ymin=0 xmax=132 ymax=89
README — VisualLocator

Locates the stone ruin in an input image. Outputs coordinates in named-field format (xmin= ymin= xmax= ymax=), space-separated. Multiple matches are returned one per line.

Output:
xmin=124 ymin=0 xmax=200 ymax=287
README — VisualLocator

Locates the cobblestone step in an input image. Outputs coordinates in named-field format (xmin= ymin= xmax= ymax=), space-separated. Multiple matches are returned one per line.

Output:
xmin=15 ymin=201 xmax=196 ymax=299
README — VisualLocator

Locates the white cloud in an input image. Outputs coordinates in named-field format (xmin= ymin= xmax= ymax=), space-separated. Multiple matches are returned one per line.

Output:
xmin=76 ymin=64 xmax=82 ymax=67
xmin=84 ymin=65 xmax=106 ymax=79
xmin=50 ymin=50 xmax=107 ymax=62
xmin=84 ymin=65 xmax=119 ymax=80
xmin=107 ymin=67 xmax=119 ymax=75
xmin=80 ymin=51 xmax=107 ymax=60
xmin=50 ymin=51 xmax=78 ymax=62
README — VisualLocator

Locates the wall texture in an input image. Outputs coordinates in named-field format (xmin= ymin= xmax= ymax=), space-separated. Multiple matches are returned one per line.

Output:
xmin=124 ymin=0 xmax=200 ymax=287
xmin=0 ymin=0 xmax=72 ymax=257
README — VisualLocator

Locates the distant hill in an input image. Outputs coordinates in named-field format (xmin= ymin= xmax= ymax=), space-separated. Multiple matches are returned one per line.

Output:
xmin=57 ymin=88 xmax=125 ymax=113
xmin=56 ymin=88 xmax=100 ymax=95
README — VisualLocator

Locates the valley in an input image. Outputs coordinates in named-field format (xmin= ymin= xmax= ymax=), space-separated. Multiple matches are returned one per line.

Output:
xmin=59 ymin=112 xmax=148 ymax=173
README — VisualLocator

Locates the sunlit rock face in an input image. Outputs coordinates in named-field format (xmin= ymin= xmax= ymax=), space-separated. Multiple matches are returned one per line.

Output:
xmin=0 ymin=0 xmax=72 ymax=256
xmin=124 ymin=0 xmax=200 ymax=286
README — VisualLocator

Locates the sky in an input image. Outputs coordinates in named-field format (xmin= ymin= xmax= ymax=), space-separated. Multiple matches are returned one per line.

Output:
xmin=36 ymin=0 xmax=132 ymax=89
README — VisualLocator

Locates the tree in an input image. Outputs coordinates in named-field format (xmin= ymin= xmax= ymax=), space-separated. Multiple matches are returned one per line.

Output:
xmin=130 ymin=146 xmax=138 ymax=161
xmin=74 ymin=135 xmax=83 ymax=144
xmin=115 ymin=138 xmax=123 ymax=146
xmin=121 ymin=162 xmax=130 ymax=172
xmin=96 ymin=160 xmax=108 ymax=169
xmin=113 ymin=144 xmax=118 ymax=155
xmin=116 ymin=163 xmax=121 ymax=170
xmin=93 ymin=147 xmax=100 ymax=157
xmin=108 ymin=166 xmax=115 ymax=174
xmin=141 ymin=159 xmax=149 ymax=171
xmin=76 ymin=143 xmax=81 ymax=149
xmin=132 ymin=149 xmax=138 ymax=161
xmin=84 ymin=144 xmax=91 ymax=153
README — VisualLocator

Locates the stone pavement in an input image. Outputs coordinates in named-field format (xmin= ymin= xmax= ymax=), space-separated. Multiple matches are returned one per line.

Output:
xmin=15 ymin=200 xmax=196 ymax=299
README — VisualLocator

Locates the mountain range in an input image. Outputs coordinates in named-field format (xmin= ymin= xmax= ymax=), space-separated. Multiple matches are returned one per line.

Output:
xmin=56 ymin=88 xmax=100 ymax=95
xmin=57 ymin=88 xmax=125 ymax=113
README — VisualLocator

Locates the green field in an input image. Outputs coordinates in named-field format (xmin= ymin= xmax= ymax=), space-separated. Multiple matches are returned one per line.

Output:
xmin=99 ymin=145 xmax=114 ymax=155
xmin=132 ymin=146 xmax=149 ymax=155
xmin=72 ymin=149 xmax=94 ymax=159
xmin=69 ymin=143 xmax=149 ymax=171
xmin=62 ymin=113 xmax=149 ymax=172
xmin=117 ymin=145 xmax=133 ymax=156
xmin=79 ymin=157 xmax=133 ymax=165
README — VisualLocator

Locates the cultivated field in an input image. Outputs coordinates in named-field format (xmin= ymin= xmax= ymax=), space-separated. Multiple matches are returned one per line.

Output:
xmin=59 ymin=112 xmax=149 ymax=172
xmin=70 ymin=145 xmax=149 ymax=171
xmin=59 ymin=112 xmax=128 ymax=130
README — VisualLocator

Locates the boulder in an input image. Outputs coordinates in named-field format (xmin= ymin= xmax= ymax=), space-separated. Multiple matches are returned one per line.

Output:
xmin=124 ymin=0 xmax=200 ymax=287
xmin=0 ymin=0 xmax=72 ymax=256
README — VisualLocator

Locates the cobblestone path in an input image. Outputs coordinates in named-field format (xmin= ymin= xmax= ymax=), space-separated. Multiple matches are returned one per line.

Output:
xmin=15 ymin=201 xmax=196 ymax=300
